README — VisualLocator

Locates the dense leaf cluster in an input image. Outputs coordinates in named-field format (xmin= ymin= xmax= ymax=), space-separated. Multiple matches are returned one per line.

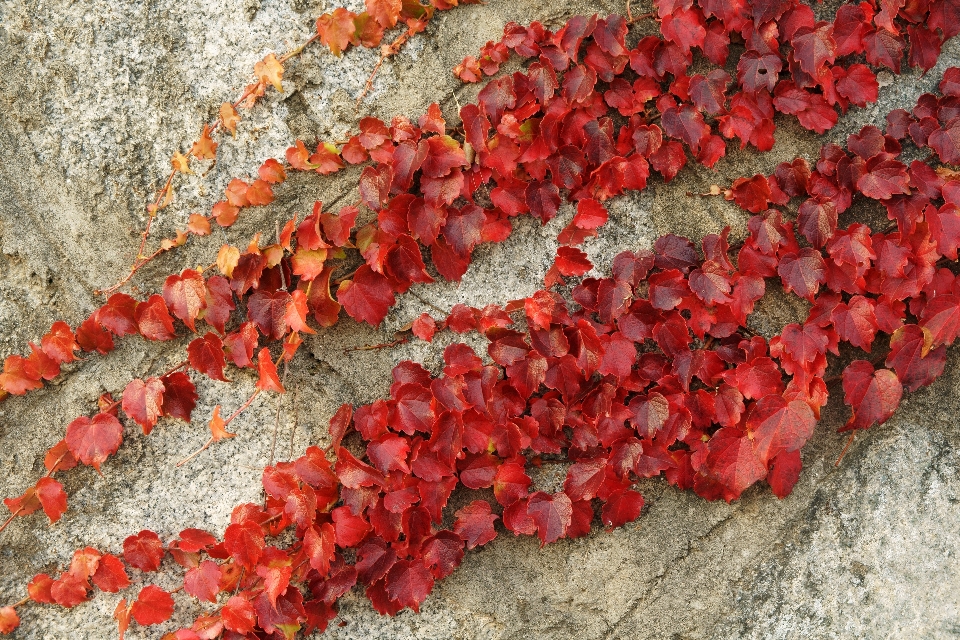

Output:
xmin=3 ymin=0 xmax=960 ymax=637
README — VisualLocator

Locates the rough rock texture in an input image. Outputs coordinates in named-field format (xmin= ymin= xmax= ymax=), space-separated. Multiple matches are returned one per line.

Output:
xmin=1 ymin=0 xmax=959 ymax=638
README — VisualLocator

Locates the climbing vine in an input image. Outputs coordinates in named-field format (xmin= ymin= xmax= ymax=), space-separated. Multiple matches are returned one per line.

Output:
xmin=3 ymin=0 xmax=960 ymax=636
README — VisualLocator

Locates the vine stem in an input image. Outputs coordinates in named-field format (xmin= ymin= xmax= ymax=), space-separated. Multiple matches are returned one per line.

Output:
xmin=159 ymin=360 xmax=189 ymax=378
xmin=100 ymin=30 xmax=324 ymax=297
xmin=836 ymin=432 xmax=856 ymax=466
xmin=356 ymin=24 xmax=422 ymax=108
xmin=176 ymin=389 xmax=261 ymax=467
xmin=0 ymin=508 xmax=24 ymax=535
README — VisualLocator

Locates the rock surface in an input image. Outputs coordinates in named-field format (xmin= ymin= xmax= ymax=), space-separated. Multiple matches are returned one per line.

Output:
xmin=0 ymin=0 xmax=959 ymax=638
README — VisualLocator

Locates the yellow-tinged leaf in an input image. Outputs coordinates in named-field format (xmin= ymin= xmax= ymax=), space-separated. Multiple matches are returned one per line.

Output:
xmin=171 ymin=151 xmax=193 ymax=174
xmin=263 ymin=244 xmax=284 ymax=268
xmin=217 ymin=245 xmax=240 ymax=277
xmin=160 ymin=230 xmax=188 ymax=250
xmin=254 ymin=53 xmax=284 ymax=93
xmin=220 ymin=102 xmax=241 ymax=137
xmin=291 ymin=248 xmax=328 ymax=281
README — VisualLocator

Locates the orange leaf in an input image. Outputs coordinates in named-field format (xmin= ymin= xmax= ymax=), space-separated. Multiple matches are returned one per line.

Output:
xmin=317 ymin=8 xmax=358 ymax=57
xmin=365 ymin=0 xmax=401 ymax=28
xmin=254 ymin=53 xmax=284 ymax=92
xmin=208 ymin=406 xmax=236 ymax=442
xmin=220 ymin=102 xmax=240 ymax=137
xmin=113 ymin=599 xmax=130 ymax=640
xmin=212 ymin=201 xmax=240 ymax=227
xmin=190 ymin=124 xmax=218 ymax=160
xmin=188 ymin=214 xmax=212 ymax=235
xmin=259 ymin=158 xmax=287 ymax=184
xmin=286 ymin=140 xmax=318 ymax=171
xmin=256 ymin=348 xmax=285 ymax=393
xmin=217 ymin=245 xmax=241 ymax=277
xmin=171 ymin=151 xmax=192 ymax=174
xmin=35 ymin=477 xmax=67 ymax=523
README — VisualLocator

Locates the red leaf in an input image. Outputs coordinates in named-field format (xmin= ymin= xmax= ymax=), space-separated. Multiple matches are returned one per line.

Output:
xmin=65 ymin=413 xmax=123 ymax=472
xmin=50 ymin=573 xmax=89 ymax=608
xmin=831 ymin=295 xmax=879 ymax=352
xmin=44 ymin=440 xmax=77 ymax=473
xmin=0 ymin=355 xmax=41 ymax=395
xmin=256 ymin=348 xmax=285 ymax=393
xmin=247 ymin=289 xmax=292 ymax=341
xmin=99 ymin=293 xmax=139 ymax=336
xmin=41 ymin=321 xmax=79 ymax=364
xmin=160 ymin=372 xmax=198 ymax=421
xmin=335 ymin=446 xmax=385 ymax=488
xmin=704 ymin=427 xmax=766 ymax=500
xmin=384 ymin=559 xmax=434 ymax=613
xmin=792 ymin=23 xmax=836 ymax=75
xmin=773 ymin=83 xmax=838 ymax=134
xmin=747 ymin=395 xmax=816 ymax=464
xmin=224 ymin=520 xmax=265 ymax=570
xmin=453 ymin=500 xmax=499 ymax=549
xmin=0 ymin=607 xmax=18 ymax=634
xmin=492 ymin=461 xmax=531 ymax=507
xmin=130 ymin=585 xmax=174 ymax=626
xmin=123 ymin=530 xmax=164 ymax=572
xmin=121 ymin=377 xmax=165 ymax=434
xmin=842 ymin=360 xmax=903 ymax=431
xmin=885 ymin=325 xmax=948 ymax=392
xmin=857 ymin=159 xmax=909 ymax=200
xmin=27 ymin=574 xmax=54 ymax=603
xmin=919 ymin=294 xmax=960 ymax=347
xmin=184 ymin=560 xmax=221 ymax=603
xmin=412 ymin=313 xmax=437 ymax=342
xmin=187 ymin=333 xmax=228 ymax=381
xmin=176 ymin=528 xmax=217 ymax=553
xmin=328 ymin=403 xmax=353 ymax=453
xmin=422 ymin=531 xmax=465 ymax=579
xmin=729 ymin=174 xmax=771 ymax=213
xmin=767 ymin=449 xmax=802 ymax=498
xmin=163 ymin=270 xmax=207 ymax=332
xmin=337 ymin=265 xmax=396 ymax=326
xmin=836 ymin=64 xmax=878 ymax=107
xmin=91 ymin=554 xmax=130 ymax=593
xmin=304 ymin=523 xmax=336 ymax=576
xmin=526 ymin=491 xmax=572 ymax=546
xmin=221 ymin=595 xmax=257 ymax=634
xmin=201 ymin=275 xmax=235 ymax=334
xmin=554 ymin=246 xmax=593 ymax=277
xmin=778 ymin=249 xmax=826 ymax=302
xmin=797 ymin=199 xmax=837 ymax=248
xmin=422 ymin=135 xmax=466 ymax=178
xmin=135 ymin=295 xmax=176 ymax=341
xmin=35 ymin=477 xmax=67 ymax=523
xmin=601 ymin=489 xmax=644 ymax=527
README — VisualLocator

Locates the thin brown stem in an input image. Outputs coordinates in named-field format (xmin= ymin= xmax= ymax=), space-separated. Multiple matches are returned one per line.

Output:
xmin=176 ymin=436 xmax=214 ymax=468
xmin=356 ymin=26 xmax=418 ymax=108
xmin=268 ymin=361 xmax=290 ymax=466
xmin=836 ymin=432 xmax=856 ymax=466
xmin=0 ymin=507 xmax=24 ymax=535
xmin=159 ymin=360 xmax=189 ymax=378
xmin=177 ymin=388 xmax=261 ymax=466
xmin=103 ymin=31 xmax=323 ymax=296
xmin=344 ymin=337 xmax=409 ymax=353
xmin=225 ymin=389 xmax=262 ymax=425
